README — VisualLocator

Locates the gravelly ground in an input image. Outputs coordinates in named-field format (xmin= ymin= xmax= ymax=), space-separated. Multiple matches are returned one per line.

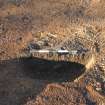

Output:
xmin=0 ymin=0 xmax=105 ymax=105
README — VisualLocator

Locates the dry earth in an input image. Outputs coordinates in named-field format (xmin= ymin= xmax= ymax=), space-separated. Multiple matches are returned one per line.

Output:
xmin=0 ymin=0 xmax=105 ymax=105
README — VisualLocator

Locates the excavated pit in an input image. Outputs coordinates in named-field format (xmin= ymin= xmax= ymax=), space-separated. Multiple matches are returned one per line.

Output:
xmin=20 ymin=57 xmax=86 ymax=82
xmin=0 ymin=55 xmax=93 ymax=105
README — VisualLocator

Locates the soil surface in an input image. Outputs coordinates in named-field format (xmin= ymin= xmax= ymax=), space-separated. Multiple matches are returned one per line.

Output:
xmin=0 ymin=0 xmax=105 ymax=105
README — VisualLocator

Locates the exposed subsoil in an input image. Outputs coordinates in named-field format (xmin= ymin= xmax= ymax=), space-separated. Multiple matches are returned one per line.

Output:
xmin=0 ymin=0 xmax=105 ymax=105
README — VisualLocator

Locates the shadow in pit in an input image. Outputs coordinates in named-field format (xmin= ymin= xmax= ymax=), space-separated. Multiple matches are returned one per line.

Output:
xmin=20 ymin=57 xmax=86 ymax=82
xmin=0 ymin=57 xmax=86 ymax=105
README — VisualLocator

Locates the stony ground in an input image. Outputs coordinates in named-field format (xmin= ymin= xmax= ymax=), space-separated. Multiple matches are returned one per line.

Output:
xmin=0 ymin=0 xmax=105 ymax=105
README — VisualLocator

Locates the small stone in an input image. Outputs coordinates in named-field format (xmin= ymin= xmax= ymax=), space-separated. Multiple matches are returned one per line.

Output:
xmin=95 ymin=82 xmax=102 ymax=91
xmin=28 ymin=43 xmax=41 ymax=50
xmin=85 ymin=26 xmax=96 ymax=40
xmin=47 ymin=32 xmax=57 ymax=38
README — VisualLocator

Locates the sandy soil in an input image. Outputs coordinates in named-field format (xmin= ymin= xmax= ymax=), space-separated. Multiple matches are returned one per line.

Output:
xmin=0 ymin=0 xmax=105 ymax=105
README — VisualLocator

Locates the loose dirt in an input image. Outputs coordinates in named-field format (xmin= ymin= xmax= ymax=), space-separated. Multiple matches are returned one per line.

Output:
xmin=0 ymin=0 xmax=105 ymax=105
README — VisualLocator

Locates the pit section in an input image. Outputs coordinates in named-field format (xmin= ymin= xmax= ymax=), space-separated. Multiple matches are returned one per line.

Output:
xmin=20 ymin=57 xmax=86 ymax=82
